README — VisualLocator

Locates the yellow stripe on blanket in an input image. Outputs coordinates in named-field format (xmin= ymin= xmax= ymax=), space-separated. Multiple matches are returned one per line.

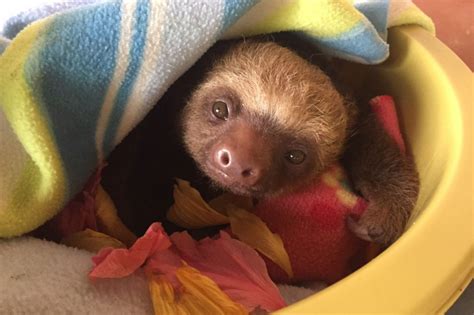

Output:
xmin=390 ymin=6 xmax=435 ymax=34
xmin=254 ymin=0 xmax=362 ymax=37
xmin=0 ymin=19 xmax=66 ymax=237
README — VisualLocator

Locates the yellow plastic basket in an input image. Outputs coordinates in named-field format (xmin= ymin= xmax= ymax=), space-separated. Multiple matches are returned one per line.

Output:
xmin=278 ymin=25 xmax=473 ymax=314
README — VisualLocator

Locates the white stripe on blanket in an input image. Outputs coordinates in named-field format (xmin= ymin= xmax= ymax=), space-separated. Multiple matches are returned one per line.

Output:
xmin=114 ymin=0 xmax=168 ymax=146
xmin=95 ymin=0 xmax=138 ymax=162
xmin=223 ymin=0 xmax=288 ymax=39
xmin=114 ymin=0 xmax=226 ymax=147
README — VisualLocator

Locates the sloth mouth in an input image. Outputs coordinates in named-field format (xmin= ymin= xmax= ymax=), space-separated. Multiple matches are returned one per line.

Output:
xmin=227 ymin=185 xmax=264 ymax=197
xmin=204 ymin=163 xmax=265 ymax=197
xmin=211 ymin=165 xmax=231 ymax=179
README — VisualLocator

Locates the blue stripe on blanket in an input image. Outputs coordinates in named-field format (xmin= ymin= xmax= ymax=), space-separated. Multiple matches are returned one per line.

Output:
xmin=102 ymin=0 xmax=149 ymax=157
xmin=355 ymin=0 xmax=390 ymax=39
xmin=222 ymin=0 xmax=259 ymax=30
xmin=24 ymin=2 xmax=122 ymax=197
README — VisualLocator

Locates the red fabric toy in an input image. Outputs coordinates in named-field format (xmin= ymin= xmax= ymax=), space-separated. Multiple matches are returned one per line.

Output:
xmin=253 ymin=95 xmax=404 ymax=284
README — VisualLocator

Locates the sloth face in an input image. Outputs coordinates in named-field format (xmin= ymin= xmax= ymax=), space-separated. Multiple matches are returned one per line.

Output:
xmin=182 ymin=41 xmax=350 ymax=197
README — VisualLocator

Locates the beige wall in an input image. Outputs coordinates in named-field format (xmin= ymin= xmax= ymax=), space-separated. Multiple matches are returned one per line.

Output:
xmin=414 ymin=0 xmax=474 ymax=70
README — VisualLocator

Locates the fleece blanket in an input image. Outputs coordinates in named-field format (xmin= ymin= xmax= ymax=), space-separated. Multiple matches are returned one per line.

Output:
xmin=0 ymin=0 xmax=433 ymax=313
xmin=0 ymin=0 xmax=434 ymax=238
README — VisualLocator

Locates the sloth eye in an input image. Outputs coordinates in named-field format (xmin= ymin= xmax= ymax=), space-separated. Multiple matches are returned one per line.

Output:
xmin=285 ymin=150 xmax=306 ymax=164
xmin=212 ymin=101 xmax=229 ymax=120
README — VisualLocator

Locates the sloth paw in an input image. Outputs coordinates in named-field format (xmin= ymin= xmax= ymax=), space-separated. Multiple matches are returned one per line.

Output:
xmin=346 ymin=204 xmax=406 ymax=246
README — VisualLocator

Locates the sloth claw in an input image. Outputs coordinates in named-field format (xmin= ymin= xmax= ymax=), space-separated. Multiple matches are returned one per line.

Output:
xmin=346 ymin=215 xmax=387 ymax=244
xmin=346 ymin=216 xmax=373 ymax=242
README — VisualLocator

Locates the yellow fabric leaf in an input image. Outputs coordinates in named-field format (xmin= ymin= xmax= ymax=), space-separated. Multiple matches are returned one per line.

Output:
xmin=228 ymin=208 xmax=293 ymax=278
xmin=149 ymin=266 xmax=247 ymax=315
xmin=95 ymin=185 xmax=137 ymax=247
xmin=167 ymin=179 xmax=229 ymax=229
xmin=61 ymin=229 xmax=126 ymax=253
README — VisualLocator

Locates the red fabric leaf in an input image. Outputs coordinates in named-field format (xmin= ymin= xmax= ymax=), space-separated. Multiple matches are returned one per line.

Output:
xmin=89 ymin=223 xmax=171 ymax=279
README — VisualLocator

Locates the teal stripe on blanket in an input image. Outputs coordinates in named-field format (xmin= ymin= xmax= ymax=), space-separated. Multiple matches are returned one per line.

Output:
xmin=102 ymin=0 xmax=149 ymax=157
xmin=24 ymin=2 xmax=122 ymax=198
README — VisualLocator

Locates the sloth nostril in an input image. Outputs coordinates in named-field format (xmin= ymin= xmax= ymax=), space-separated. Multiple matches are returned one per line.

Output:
xmin=241 ymin=169 xmax=253 ymax=178
xmin=218 ymin=150 xmax=231 ymax=167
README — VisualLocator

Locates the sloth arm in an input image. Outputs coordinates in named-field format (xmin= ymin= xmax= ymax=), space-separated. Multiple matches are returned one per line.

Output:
xmin=341 ymin=108 xmax=420 ymax=245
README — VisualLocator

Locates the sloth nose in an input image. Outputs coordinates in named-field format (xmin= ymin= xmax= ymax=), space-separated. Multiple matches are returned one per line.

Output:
xmin=214 ymin=147 xmax=264 ymax=187
xmin=211 ymin=122 xmax=271 ymax=188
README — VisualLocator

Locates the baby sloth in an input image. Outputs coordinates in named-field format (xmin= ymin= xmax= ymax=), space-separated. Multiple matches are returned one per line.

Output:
xmin=181 ymin=41 xmax=420 ymax=245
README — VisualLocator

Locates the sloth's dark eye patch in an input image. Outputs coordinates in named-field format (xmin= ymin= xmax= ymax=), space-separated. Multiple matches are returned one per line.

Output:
xmin=285 ymin=149 xmax=306 ymax=164
xmin=212 ymin=101 xmax=229 ymax=120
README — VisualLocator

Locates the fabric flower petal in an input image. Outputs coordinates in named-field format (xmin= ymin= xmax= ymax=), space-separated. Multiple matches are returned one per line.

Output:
xmin=61 ymin=228 xmax=126 ymax=253
xmin=170 ymin=231 xmax=286 ymax=312
xmin=95 ymin=185 xmax=137 ymax=247
xmin=167 ymin=181 xmax=293 ymax=279
xmin=228 ymin=207 xmax=293 ymax=278
xmin=32 ymin=167 xmax=102 ymax=241
xmin=145 ymin=249 xmax=183 ymax=287
xmin=167 ymin=179 xmax=230 ymax=228
xmin=89 ymin=223 xmax=171 ymax=279
xmin=149 ymin=266 xmax=247 ymax=315
xmin=208 ymin=193 xmax=253 ymax=213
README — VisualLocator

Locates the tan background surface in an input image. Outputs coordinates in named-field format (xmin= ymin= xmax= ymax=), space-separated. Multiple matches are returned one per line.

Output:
xmin=414 ymin=0 xmax=474 ymax=70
